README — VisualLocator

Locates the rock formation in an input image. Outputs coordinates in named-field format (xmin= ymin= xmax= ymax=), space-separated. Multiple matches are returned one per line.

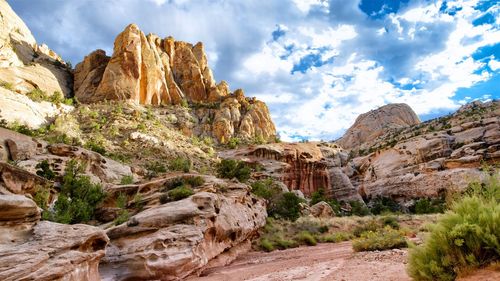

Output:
xmin=0 ymin=0 xmax=73 ymax=128
xmin=337 ymin=103 xmax=420 ymax=150
xmin=97 ymin=174 xmax=266 ymax=280
xmin=0 ymin=194 xmax=109 ymax=281
xmin=340 ymin=101 xmax=499 ymax=201
xmin=74 ymin=24 xmax=276 ymax=144
xmin=220 ymin=142 xmax=363 ymax=201
xmin=0 ymin=128 xmax=133 ymax=185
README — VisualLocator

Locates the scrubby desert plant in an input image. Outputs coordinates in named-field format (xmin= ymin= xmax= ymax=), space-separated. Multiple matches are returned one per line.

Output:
xmin=169 ymin=157 xmax=191 ymax=172
xmin=120 ymin=175 xmax=134 ymax=185
xmin=352 ymin=226 xmax=407 ymax=252
xmin=35 ymin=160 xmax=56 ymax=180
xmin=216 ymin=159 xmax=251 ymax=182
xmin=408 ymin=174 xmax=500 ymax=281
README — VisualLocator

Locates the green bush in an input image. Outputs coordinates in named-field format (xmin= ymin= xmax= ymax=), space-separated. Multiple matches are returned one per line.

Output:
xmin=320 ymin=232 xmax=352 ymax=243
xmin=251 ymin=178 xmax=281 ymax=200
xmin=381 ymin=215 xmax=400 ymax=229
xmin=350 ymin=200 xmax=370 ymax=216
xmin=216 ymin=159 xmax=251 ymax=182
xmin=369 ymin=196 xmax=401 ymax=215
xmin=160 ymin=185 xmax=194 ymax=204
xmin=227 ymin=137 xmax=240 ymax=149
xmin=114 ymin=209 xmax=130 ymax=225
xmin=352 ymin=226 xmax=407 ymax=252
xmin=184 ymin=176 xmax=205 ymax=187
xmin=26 ymin=88 xmax=48 ymax=102
xmin=259 ymin=238 xmax=275 ymax=252
xmin=353 ymin=218 xmax=382 ymax=237
xmin=408 ymin=175 xmax=500 ymax=281
xmin=411 ymin=197 xmax=446 ymax=214
xmin=268 ymin=192 xmax=304 ymax=221
xmin=120 ymin=175 xmax=134 ymax=185
xmin=145 ymin=161 xmax=167 ymax=178
xmin=33 ymin=185 xmax=50 ymax=210
xmin=296 ymin=231 xmax=317 ymax=246
xmin=44 ymin=160 xmax=106 ymax=224
xmin=35 ymin=160 xmax=56 ymax=180
xmin=169 ymin=157 xmax=191 ymax=172
xmin=84 ymin=140 xmax=106 ymax=155
xmin=310 ymin=188 xmax=328 ymax=205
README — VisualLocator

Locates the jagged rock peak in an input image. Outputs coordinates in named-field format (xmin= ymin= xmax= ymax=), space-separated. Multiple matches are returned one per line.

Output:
xmin=74 ymin=23 xmax=277 ymax=144
xmin=337 ymin=103 xmax=420 ymax=150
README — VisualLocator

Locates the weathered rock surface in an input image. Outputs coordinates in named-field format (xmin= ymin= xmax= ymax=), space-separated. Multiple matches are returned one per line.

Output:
xmin=0 ymin=127 xmax=133 ymax=185
xmin=0 ymin=0 xmax=73 ymax=129
xmin=337 ymin=103 xmax=420 ymax=150
xmin=220 ymin=142 xmax=362 ymax=201
xmin=74 ymin=24 xmax=276 ymax=143
xmin=341 ymin=101 xmax=500 ymax=201
xmin=310 ymin=201 xmax=335 ymax=218
xmin=0 ymin=194 xmax=109 ymax=281
xmin=99 ymin=174 xmax=267 ymax=280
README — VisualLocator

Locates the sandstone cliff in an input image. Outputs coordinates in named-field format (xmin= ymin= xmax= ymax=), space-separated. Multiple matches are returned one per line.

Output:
xmin=343 ymin=101 xmax=499 ymax=201
xmin=220 ymin=142 xmax=363 ymax=202
xmin=0 ymin=0 xmax=73 ymax=128
xmin=337 ymin=103 xmax=420 ymax=150
xmin=74 ymin=24 xmax=276 ymax=144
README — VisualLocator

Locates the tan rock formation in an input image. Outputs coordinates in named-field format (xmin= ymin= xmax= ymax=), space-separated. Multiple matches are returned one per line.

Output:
xmin=310 ymin=201 xmax=335 ymax=218
xmin=338 ymin=103 xmax=420 ymax=150
xmin=74 ymin=24 xmax=276 ymax=143
xmin=0 ymin=194 xmax=109 ymax=281
xmin=99 ymin=174 xmax=266 ymax=280
xmin=0 ymin=0 xmax=73 ymax=129
xmin=220 ymin=142 xmax=362 ymax=201
xmin=344 ymin=101 xmax=499 ymax=201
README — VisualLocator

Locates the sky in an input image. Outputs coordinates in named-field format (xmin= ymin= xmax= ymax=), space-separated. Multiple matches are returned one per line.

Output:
xmin=9 ymin=0 xmax=500 ymax=141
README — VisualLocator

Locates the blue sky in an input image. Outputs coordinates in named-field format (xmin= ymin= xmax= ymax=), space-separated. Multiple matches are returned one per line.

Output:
xmin=9 ymin=0 xmax=500 ymax=141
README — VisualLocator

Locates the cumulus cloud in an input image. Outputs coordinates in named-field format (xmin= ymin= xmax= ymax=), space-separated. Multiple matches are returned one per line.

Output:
xmin=9 ymin=0 xmax=500 ymax=141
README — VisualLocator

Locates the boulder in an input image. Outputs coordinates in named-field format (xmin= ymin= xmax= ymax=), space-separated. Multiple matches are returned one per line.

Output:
xmin=310 ymin=201 xmax=335 ymax=218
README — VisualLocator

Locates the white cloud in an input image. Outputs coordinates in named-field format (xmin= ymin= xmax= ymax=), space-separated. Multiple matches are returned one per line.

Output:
xmin=489 ymin=59 xmax=500 ymax=71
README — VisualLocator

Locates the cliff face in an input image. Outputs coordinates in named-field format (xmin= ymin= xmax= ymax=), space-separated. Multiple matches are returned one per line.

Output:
xmin=220 ymin=142 xmax=363 ymax=202
xmin=339 ymin=101 xmax=499 ymax=201
xmin=337 ymin=103 xmax=421 ymax=150
xmin=74 ymin=24 xmax=276 ymax=144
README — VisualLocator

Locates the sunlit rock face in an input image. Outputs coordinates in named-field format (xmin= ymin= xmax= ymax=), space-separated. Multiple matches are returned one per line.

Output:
xmin=74 ymin=24 xmax=276 ymax=144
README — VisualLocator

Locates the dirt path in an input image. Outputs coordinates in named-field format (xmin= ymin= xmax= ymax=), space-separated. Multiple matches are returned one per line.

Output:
xmin=188 ymin=242 xmax=411 ymax=281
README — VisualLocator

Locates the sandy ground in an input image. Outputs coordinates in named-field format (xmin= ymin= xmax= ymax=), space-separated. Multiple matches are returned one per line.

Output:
xmin=188 ymin=242 xmax=411 ymax=281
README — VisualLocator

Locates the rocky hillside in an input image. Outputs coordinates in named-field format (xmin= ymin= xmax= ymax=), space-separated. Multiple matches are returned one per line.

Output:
xmin=74 ymin=24 xmax=276 ymax=144
xmin=337 ymin=103 xmax=421 ymax=150
xmin=222 ymin=101 xmax=499 ymax=206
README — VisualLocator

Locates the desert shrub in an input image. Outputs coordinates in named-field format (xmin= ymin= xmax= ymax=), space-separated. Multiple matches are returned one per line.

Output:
xmin=268 ymin=192 xmax=304 ymax=221
xmin=116 ymin=193 xmax=127 ymax=209
xmin=411 ymin=197 xmax=446 ymax=214
xmin=160 ymin=185 xmax=194 ymax=204
xmin=0 ymin=80 xmax=14 ymax=90
xmin=169 ymin=157 xmax=191 ymax=172
xmin=350 ymin=200 xmax=370 ymax=216
xmin=26 ymin=88 xmax=48 ymax=102
xmin=133 ymin=193 xmax=144 ymax=211
xmin=296 ymin=231 xmax=317 ymax=246
xmin=369 ymin=196 xmax=401 ymax=215
xmin=320 ymin=232 xmax=352 ymax=243
xmin=84 ymin=139 xmax=106 ymax=155
xmin=352 ymin=226 xmax=407 ymax=252
xmin=145 ymin=161 xmax=167 ymax=178
xmin=35 ymin=160 xmax=56 ymax=180
xmin=184 ymin=176 xmax=205 ymax=187
xmin=353 ymin=218 xmax=382 ymax=237
xmin=216 ymin=159 xmax=251 ymax=182
xmin=408 ymin=174 xmax=500 ymax=281
xmin=227 ymin=137 xmax=240 ymax=149
xmin=274 ymin=237 xmax=298 ymax=249
xmin=120 ymin=175 xmax=134 ymax=185
xmin=381 ymin=215 xmax=400 ymax=229
xmin=259 ymin=238 xmax=274 ymax=252
xmin=114 ymin=210 xmax=130 ymax=225
xmin=251 ymin=178 xmax=281 ymax=200
xmin=310 ymin=188 xmax=328 ymax=205
xmin=44 ymin=160 xmax=106 ymax=224
xmin=33 ymin=185 xmax=50 ymax=210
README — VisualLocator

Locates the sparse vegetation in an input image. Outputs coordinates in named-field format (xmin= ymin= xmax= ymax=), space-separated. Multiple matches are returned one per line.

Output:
xmin=216 ymin=159 xmax=251 ymax=182
xmin=168 ymin=157 xmax=191 ymax=172
xmin=352 ymin=226 xmax=407 ymax=252
xmin=43 ymin=160 xmax=106 ymax=224
xmin=120 ymin=175 xmax=134 ymax=185
xmin=35 ymin=160 xmax=56 ymax=181
xmin=408 ymin=173 xmax=500 ymax=281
